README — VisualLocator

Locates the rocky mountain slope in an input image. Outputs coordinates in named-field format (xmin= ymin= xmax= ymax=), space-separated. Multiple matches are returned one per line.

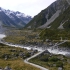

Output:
xmin=25 ymin=0 xmax=70 ymax=29
xmin=0 ymin=7 xmax=32 ymax=28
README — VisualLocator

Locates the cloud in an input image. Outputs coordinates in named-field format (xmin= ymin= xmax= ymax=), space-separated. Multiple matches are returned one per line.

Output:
xmin=0 ymin=0 xmax=56 ymax=17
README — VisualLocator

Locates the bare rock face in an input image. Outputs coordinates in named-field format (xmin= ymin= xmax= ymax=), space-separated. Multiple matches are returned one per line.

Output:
xmin=66 ymin=0 xmax=70 ymax=5
xmin=56 ymin=0 xmax=69 ymax=10
xmin=39 ymin=0 xmax=69 ymax=28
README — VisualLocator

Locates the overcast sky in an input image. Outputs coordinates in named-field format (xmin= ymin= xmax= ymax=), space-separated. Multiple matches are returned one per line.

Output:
xmin=0 ymin=0 xmax=56 ymax=17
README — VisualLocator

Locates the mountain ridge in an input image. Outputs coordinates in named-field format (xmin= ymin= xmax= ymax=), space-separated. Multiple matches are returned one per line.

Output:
xmin=25 ymin=0 xmax=70 ymax=29
xmin=0 ymin=7 xmax=32 ymax=28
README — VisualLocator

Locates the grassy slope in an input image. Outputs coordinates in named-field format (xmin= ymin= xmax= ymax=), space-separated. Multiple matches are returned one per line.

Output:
xmin=25 ymin=10 xmax=47 ymax=29
xmin=0 ymin=59 xmax=40 ymax=70
xmin=4 ymin=29 xmax=43 ymax=44
xmin=29 ymin=54 xmax=70 ymax=70
xmin=0 ymin=43 xmax=40 ymax=70
xmin=40 ymin=29 xmax=70 ymax=40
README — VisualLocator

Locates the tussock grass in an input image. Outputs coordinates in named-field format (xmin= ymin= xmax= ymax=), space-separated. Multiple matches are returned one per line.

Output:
xmin=0 ymin=44 xmax=40 ymax=70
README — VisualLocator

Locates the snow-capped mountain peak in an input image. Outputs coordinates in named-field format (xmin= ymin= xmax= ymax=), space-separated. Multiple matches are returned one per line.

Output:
xmin=15 ymin=11 xmax=27 ymax=18
xmin=0 ymin=7 xmax=32 ymax=28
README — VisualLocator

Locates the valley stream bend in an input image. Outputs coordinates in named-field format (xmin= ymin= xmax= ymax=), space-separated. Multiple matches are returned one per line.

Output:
xmin=0 ymin=34 xmax=48 ymax=70
xmin=0 ymin=34 xmax=67 ymax=70
xmin=24 ymin=41 xmax=67 ymax=70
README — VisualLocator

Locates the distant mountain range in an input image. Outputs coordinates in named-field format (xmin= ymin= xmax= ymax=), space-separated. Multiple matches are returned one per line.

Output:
xmin=0 ymin=7 xmax=32 ymax=28
xmin=0 ymin=0 xmax=70 ymax=30
xmin=25 ymin=0 xmax=70 ymax=29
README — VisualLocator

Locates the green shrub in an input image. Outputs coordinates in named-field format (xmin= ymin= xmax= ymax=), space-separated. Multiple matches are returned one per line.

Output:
xmin=56 ymin=61 xmax=63 ymax=67
xmin=49 ymin=57 xmax=59 ymax=62
xmin=40 ymin=57 xmax=49 ymax=62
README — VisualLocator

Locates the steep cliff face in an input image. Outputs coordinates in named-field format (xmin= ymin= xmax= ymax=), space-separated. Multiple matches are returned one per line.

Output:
xmin=25 ymin=0 xmax=70 ymax=29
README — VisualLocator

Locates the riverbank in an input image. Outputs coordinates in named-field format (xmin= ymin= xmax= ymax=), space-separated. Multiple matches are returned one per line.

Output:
xmin=1 ymin=39 xmax=70 ymax=56
xmin=0 ymin=34 xmax=70 ymax=70
xmin=29 ymin=53 xmax=70 ymax=70
xmin=0 ymin=42 xmax=40 ymax=70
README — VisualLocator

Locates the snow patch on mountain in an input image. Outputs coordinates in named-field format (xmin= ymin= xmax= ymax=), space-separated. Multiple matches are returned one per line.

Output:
xmin=0 ymin=7 xmax=32 ymax=23
xmin=5 ymin=11 xmax=15 ymax=19
xmin=0 ymin=8 xmax=14 ymax=19
xmin=15 ymin=11 xmax=27 ymax=18
xmin=0 ymin=7 xmax=32 ymax=28
xmin=15 ymin=11 xmax=32 ymax=20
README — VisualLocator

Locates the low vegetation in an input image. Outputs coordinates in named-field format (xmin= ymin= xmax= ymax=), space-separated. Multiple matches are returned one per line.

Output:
xmin=4 ymin=29 xmax=43 ymax=45
xmin=40 ymin=29 xmax=70 ymax=40
xmin=29 ymin=54 xmax=70 ymax=70
xmin=0 ymin=43 xmax=40 ymax=70
xmin=2 ymin=28 xmax=70 ymax=70
xmin=4 ymin=28 xmax=70 ymax=48
xmin=40 ymin=29 xmax=70 ymax=47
